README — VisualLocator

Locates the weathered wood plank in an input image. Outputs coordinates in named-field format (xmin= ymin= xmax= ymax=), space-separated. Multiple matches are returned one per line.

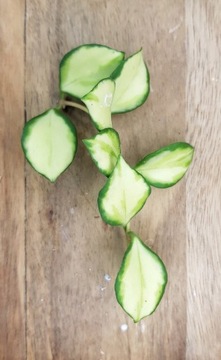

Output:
xmin=186 ymin=1 xmax=221 ymax=359
xmin=25 ymin=1 xmax=186 ymax=359
xmin=2 ymin=0 xmax=221 ymax=358
xmin=0 ymin=0 xmax=26 ymax=359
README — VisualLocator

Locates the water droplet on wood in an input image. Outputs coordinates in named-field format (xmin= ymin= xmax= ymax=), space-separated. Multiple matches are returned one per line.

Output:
xmin=104 ymin=274 xmax=111 ymax=282
xmin=120 ymin=324 xmax=128 ymax=332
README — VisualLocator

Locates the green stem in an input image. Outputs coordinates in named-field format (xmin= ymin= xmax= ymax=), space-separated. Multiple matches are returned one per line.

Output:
xmin=59 ymin=99 xmax=89 ymax=113
xmin=124 ymin=222 xmax=130 ymax=233
xmin=123 ymin=222 xmax=131 ymax=245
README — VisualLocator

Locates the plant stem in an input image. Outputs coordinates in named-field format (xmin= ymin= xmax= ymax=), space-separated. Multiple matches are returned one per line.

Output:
xmin=124 ymin=222 xmax=130 ymax=233
xmin=59 ymin=99 xmax=89 ymax=113
xmin=123 ymin=222 xmax=131 ymax=245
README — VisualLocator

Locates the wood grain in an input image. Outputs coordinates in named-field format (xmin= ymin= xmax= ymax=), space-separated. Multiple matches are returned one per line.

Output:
xmin=25 ymin=1 xmax=186 ymax=359
xmin=0 ymin=0 xmax=25 ymax=359
xmin=186 ymin=1 xmax=221 ymax=359
xmin=1 ymin=0 xmax=221 ymax=358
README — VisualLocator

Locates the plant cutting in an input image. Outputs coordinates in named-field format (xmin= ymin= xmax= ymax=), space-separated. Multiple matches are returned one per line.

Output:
xmin=21 ymin=44 xmax=194 ymax=323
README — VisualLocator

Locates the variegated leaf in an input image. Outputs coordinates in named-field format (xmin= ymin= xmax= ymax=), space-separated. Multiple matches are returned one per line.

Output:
xmin=98 ymin=156 xmax=151 ymax=226
xmin=135 ymin=142 xmax=194 ymax=188
xmin=115 ymin=232 xmax=167 ymax=322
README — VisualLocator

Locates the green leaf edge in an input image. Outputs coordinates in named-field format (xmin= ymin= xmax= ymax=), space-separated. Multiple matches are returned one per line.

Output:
xmin=135 ymin=142 xmax=195 ymax=188
xmin=82 ymin=128 xmax=121 ymax=177
xmin=115 ymin=231 xmax=168 ymax=323
xmin=81 ymin=78 xmax=116 ymax=131
xmin=110 ymin=48 xmax=150 ymax=114
xmin=21 ymin=108 xmax=78 ymax=183
xmin=97 ymin=156 xmax=151 ymax=226
xmin=59 ymin=43 xmax=125 ymax=100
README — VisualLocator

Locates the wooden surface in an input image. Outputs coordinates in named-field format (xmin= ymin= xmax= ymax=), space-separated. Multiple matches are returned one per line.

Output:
xmin=0 ymin=0 xmax=25 ymax=359
xmin=1 ymin=0 xmax=221 ymax=359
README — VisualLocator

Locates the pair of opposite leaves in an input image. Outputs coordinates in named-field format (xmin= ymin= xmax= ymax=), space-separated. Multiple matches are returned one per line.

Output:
xmin=21 ymin=44 xmax=194 ymax=322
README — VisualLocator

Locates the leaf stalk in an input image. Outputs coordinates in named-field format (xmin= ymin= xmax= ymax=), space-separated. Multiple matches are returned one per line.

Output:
xmin=59 ymin=99 xmax=89 ymax=113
